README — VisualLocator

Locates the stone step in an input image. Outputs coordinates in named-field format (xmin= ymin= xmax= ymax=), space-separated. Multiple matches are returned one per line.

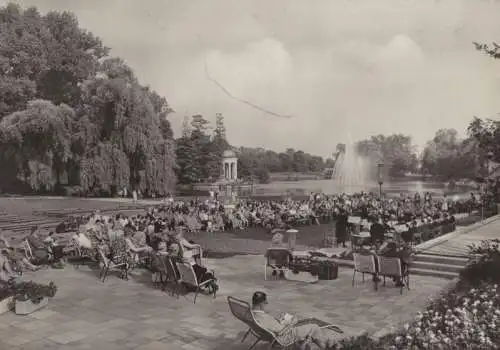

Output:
xmin=0 ymin=219 xmax=58 ymax=227
xmin=0 ymin=221 xmax=59 ymax=232
xmin=413 ymin=253 xmax=469 ymax=267
xmin=409 ymin=267 xmax=458 ymax=280
xmin=411 ymin=261 xmax=463 ymax=274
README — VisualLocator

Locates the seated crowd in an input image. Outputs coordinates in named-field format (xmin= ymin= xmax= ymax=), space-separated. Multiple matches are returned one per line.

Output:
xmin=1 ymin=190 xmax=473 ymax=284
xmin=0 ymin=211 xmax=219 ymax=294
xmin=53 ymin=191 xmax=480 ymax=238
xmin=0 ymin=191 xmax=486 ymax=348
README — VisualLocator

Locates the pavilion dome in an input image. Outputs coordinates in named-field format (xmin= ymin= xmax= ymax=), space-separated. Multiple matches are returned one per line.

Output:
xmin=223 ymin=149 xmax=237 ymax=158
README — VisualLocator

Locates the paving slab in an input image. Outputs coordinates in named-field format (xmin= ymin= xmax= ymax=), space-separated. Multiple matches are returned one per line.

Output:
xmin=0 ymin=254 xmax=450 ymax=349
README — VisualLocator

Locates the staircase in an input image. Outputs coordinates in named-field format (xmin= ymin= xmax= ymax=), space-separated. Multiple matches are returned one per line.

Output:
xmin=0 ymin=212 xmax=60 ymax=233
xmin=411 ymin=253 xmax=469 ymax=280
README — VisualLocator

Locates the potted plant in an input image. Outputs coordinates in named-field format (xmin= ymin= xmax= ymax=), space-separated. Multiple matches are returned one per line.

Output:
xmin=12 ymin=281 xmax=57 ymax=315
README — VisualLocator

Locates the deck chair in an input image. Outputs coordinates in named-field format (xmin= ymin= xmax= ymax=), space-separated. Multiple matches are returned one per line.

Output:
xmin=165 ymin=257 xmax=181 ymax=297
xmin=150 ymin=254 xmax=180 ymax=297
xmin=227 ymin=296 xmax=297 ymax=349
xmin=23 ymin=239 xmax=52 ymax=263
xmin=227 ymin=296 xmax=343 ymax=349
xmin=175 ymin=261 xmax=216 ymax=304
xmin=98 ymin=247 xmax=129 ymax=282
xmin=264 ymin=248 xmax=291 ymax=280
xmin=66 ymin=237 xmax=96 ymax=268
xmin=150 ymin=253 xmax=166 ymax=289
xmin=179 ymin=244 xmax=203 ymax=265
xmin=23 ymin=240 xmax=33 ymax=260
xmin=352 ymin=253 xmax=378 ymax=288
xmin=377 ymin=256 xmax=410 ymax=295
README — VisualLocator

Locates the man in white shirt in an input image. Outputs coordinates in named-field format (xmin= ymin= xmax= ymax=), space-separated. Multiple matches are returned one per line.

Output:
xmin=72 ymin=230 xmax=92 ymax=249
xmin=251 ymin=291 xmax=339 ymax=348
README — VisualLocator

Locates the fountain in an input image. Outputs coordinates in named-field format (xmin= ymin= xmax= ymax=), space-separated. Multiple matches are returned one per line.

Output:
xmin=329 ymin=140 xmax=373 ymax=194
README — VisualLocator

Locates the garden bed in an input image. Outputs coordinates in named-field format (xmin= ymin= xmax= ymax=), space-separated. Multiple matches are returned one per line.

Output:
xmin=326 ymin=239 xmax=500 ymax=349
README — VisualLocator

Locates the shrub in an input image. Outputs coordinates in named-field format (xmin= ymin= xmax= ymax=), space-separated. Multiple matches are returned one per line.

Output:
xmin=460 ymin=239 xmax=500 ymax=287
xmin=7 ymin=281 xmax=57 ymax=304
xmin=329 ymin=239 xmax=500 ymax=349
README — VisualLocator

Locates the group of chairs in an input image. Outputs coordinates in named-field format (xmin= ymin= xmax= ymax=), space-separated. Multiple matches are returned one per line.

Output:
xmin=150 ymin=253 xmax=217 ymax=304
xmin=20 ymin=230 xmax=217 ymax=304
xmin=263 ymin=247 xmax=410 ymax=295
xmin=352 ymin=252 xmax=410 ymax=295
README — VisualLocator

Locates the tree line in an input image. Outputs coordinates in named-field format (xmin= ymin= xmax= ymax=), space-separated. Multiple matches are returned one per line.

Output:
xmin=0 ymin=3 xmax=498 ymax=196
xmin=175 ymin=114 xmax=333 ymax=184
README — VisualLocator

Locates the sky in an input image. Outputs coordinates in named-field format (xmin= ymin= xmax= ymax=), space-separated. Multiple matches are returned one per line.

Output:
xmin=5 ymin=0 xmax=500 ymax=157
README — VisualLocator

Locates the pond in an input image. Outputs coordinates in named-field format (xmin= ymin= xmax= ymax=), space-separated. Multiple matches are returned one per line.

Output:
xmin=253 ymin=179 xmax=474 ymax=199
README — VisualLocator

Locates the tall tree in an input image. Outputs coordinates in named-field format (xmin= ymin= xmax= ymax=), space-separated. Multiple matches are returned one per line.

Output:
xmin=0 ymin=4 xmax=176 ymax=195
xmin=175 ymin=116 xmax=196 ymax=184
xmin=356 ymin=134 xmax=417 ymax=177
xmin=209 ymin=113 xmax=229 ymax=179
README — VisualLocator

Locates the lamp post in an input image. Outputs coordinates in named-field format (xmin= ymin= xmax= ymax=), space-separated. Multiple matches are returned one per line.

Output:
xmin=483 ymin=151 xmax=495 ymax=222
xmin=377 ymin=161 xmax=384 ymax=197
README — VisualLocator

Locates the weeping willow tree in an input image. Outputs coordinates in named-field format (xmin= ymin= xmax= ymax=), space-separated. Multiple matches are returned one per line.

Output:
xmin=75 ymin=58 xmax=176 ymax=196
xmin=0 ymin=4 xmax=176 ymax=195
xmin=0 ymin=100 xmax=74 ymax=192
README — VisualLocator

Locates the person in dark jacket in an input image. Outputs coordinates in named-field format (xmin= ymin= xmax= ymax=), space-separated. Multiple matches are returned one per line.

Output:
xmin=379 ymin=241 xmax=411 ymax=287
xmin=369 ymin=217 xmax=386 ymax=248
xmin=335 ymin=210 xmax=349 ymax=248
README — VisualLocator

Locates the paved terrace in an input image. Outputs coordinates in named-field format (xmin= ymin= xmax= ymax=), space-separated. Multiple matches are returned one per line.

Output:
xmin=0 ymin=255 xmax=450 ymax=350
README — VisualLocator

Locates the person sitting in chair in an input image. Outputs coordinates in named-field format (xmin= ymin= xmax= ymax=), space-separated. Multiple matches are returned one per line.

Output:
xmin=0 ymin=234 xmax=40 ymax=272
xmin=251 ymin=291 xmax=340 ymax=348
xmin=26 ymin=226 xmax=62 ymax=263
xmin=169 ymin=243 xmax=218 ymax=293
xmin=43 ymin=231 xmax=66 ymax=262
xmin=175 ymin=227 xmax=202 ymax=264
xmin=0 ymin=251 xmax=19 ymax=283
xmin=265 ymin=241 xmax=292 ymax=278
xmin=378 ymin=241 xmax=411 ymax=287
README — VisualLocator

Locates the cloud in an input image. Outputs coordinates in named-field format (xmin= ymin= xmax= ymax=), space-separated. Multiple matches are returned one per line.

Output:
xmin=205 ymin=38 xmax=293 ymax=99
xmin=4 ymin=0 xmax=500 ymax=157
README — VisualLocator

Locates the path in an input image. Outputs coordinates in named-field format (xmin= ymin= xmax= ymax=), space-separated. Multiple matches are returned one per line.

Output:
xmin=0 ymin=255 xmax=451 ymax=350
xmin=416 ymin=215 xmax=500 ymax=257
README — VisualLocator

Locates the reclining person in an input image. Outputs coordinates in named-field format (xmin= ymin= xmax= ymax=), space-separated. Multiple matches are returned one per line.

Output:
xmin=0 ymin=234 xmax=40 ymax=272
xmin=0 ymin=251 xmax=19 ymax=283
xmin=26 ymin=227 xmax=64 ymax=263
xmin=251 ymin=291 xmax=339 ymax=348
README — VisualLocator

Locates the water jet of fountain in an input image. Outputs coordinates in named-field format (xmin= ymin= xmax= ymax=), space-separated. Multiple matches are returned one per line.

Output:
xmin=329 ymin=135 xmax=372 ymax=194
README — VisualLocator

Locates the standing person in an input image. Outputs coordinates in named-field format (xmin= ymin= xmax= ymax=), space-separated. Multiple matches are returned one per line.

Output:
xmin=335 ymin=209 xmax=348 ymax=248
xmin=369 ymin=216 xmax=386 ymax=248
